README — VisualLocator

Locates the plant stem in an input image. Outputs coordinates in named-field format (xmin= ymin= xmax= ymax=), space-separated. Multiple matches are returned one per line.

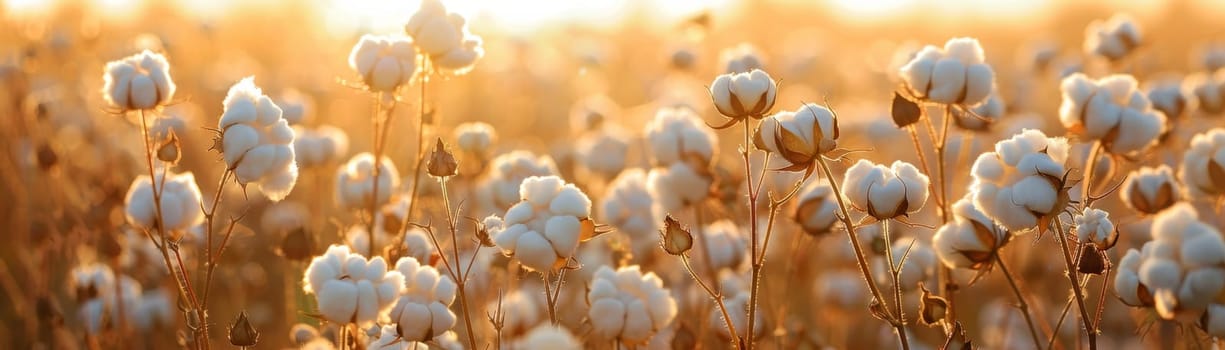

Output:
xmin=1052 ymin=216 xmax=1096 ymax=349
xmin=542 ymin=271 xmax=558 ymax=325
xmin=138 ymin=109 xmax=208 ymax=350
xmin=881 ymin=219 xmax=910 ymax=350
xmin=201 ymin=170 xmax=231 ymax=306
xmin=935 ymin=105 xmax=957 ymax=325
xmin=404 ymin=57 xmax=431 ymax=230
xmin=816 ymin=156 xmax=905 ymax=349
xmin=439 ymin=178 xmax=480 ymax=349
xmin=1082 ymin=141 xmax=1102 ymax=206
xmin=995 ymin=254 xmax=1044 ymax=348
xmin=681 ymin=255 xmax=740 ymax=346
xmin=367 ymin=93 xmax=383 ymax=257
xmin=741 ymin=120 xmax=761 ymax=350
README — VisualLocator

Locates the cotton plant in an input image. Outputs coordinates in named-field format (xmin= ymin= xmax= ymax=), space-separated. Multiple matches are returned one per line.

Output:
xmin=1075 ymin=208 xmax=1118 ymax=250
xmin=453 ymin=122 xmax=497 ymax=173
xmin=575 ymin=125 xmax=630 ymax=180
xmin=344 ymin=198 xmax=433 ymax=260
xmin=700 ymin=220 xmax=749 ymax=272
xmin=102 ymin=50 xmax=175 ymax=112
xmin=643 ymin=107 xmax=717 ymax=214
xmin=405 ymin=0 xmax=484 ymax=74
xmin=71 ymin=264 xmax=142 ymax=335
xmin=487 ymin=175 xmax=595 ymax=272
xmin=793 ymin=179 xmax=839 ymax=236
xmin=1084 ymin=13 xmax=1142 ymax=61
xmin=968 ymin=129 xmax=1070 ymax=231
xmin=1188 ymin=69 xmax=1225 ymax=115
xmin=899 ymin=37 xmax=995 ymax=106
xmin=1120 ymin=165 xmax=1180 ymax=215
xmin=386 ymin=257 xmax=457 ymax=342
xmin=293 ymin=125 xmax=349 ymax=169
xmin=953 ymin=92 xmax=1005 ymax=132
xmin=516 ymin=325 xmax=581 ymax=350
xmin=477 ymin=150 xmax=558 ymax=214
xmin=217 ymin=77 xmax=299 ymax=201
xmin=1178 ymin=128 xmax=1225 ymax=199
xmin=841 ymin=160 xmax=930 ymax=220
xmin=1147 ymin=81 xmax=1188 ymax=122
xmin=932 ymin=198 xmax=1009 ymax=270
xmin=753 ymin=102 xmax=839 ymax=172
xmin=1059 ymin=73 xmax=1168 ymax=155
xmin=1120 ymin=203 xmax=1225 ymax=320
xmin=123 ymin=169 xmax=204 ymax=238
xmin=348 ymin=34 xmax=417 ymax=92
xmin=335 ymin=152 xmax=400 ymax=211
xmin=600 ymin=169 xmax=660 ymax=260
xmin=708 ymin=69 xmax=778 ymax=126
xmin=588 ymin=265 xmax=678 ymax=345
xmin=718 ymin=43 xmax=766 ymax=74
xmin=302 ymin=244 xmax=404 ymax=326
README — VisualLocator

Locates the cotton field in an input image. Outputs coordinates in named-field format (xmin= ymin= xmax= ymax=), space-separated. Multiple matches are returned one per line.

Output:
xmin=6 ymin=0 xmax=1225 ymax=349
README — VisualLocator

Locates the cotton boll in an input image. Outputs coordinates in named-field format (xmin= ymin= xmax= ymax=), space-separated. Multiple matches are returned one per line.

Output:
xmin=1178 ymin=129 xmax=1225 ymax=199
xmin=699 ymin=220 xmax=748 ymax=271
xmin=1059 ymin=73 xmax=1166 ymax=155
xmin=1188 ymin=70 xmax=1225 ymax=114
xmin=954 ymin=92 xmax=1004 ymax=132
xmin=710 ymin=69 xmax=778 ymax=120
xmin=601 ymin=169 xmax=660 ymax=260
xmin=406 ymin=0 xmax=483 ymax=75
xmin=647 ymin=162 xmax=712 ymax=215
xmin=218 ymin=77 xmax=299 ymax=201
xmin=348 ymin=35 xmax=416 ymax=92
xmin=932 ymin=198 xmax=1007 ymax=269
xmin=841 ymin=160 xmax=929 ymax=219
xmin=1075 ymin=208 xmax=1117 ymax=250
xmin=489 ymin=176 xmax=592 ymax=272
xmin=389 ymin=257 xmax=457 ymax=341
xmin=1148 ymin=82 xmax=1187 ymax=121
xmin=123 ymin=170 xmax=205 ymax=236
xmin=755 ymin=102 xmax=839 ymax=168
xmin=1084 ymin=13 xmax=1141 ymax=61
xmin=969 ymin=129 xmax=1069 ymax=231
xmin=303 ymin=245 xmax=405 ymax=325
xmin=576 ymin=126 xmax=630 ymax=180
xmin=335 ymin=153 xmax=400 ymax=210
xmin=899 ymin=37 xmax=995 ymax=105
xmin=794 ymin=179 xmax=839 ymax=236
xmin=644 ymin=106 xmax=717 ymax=167
xmin=589 ymin=266 xmax=677 ymax=344
xmin=719 ymin=43 xmax=766 ymax=74
xmin=294 ymin=125 xmax=349 ymax=169
xmin=477 ymin=151 xmax=558 ymax=214
xmin=453 ymin=122 xmax=496 ymax=155
xmin=1131 ymin=203 xmax=1225 ymax=320
xmin=102 ymin=50 xmax=175 ymax=111
xmin=519 ymin=325 xmax=581 ymax=350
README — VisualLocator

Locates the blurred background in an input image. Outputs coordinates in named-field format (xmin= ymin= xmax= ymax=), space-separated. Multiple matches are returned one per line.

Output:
xmin=3 ymin=0 xmax=1225 ymax=349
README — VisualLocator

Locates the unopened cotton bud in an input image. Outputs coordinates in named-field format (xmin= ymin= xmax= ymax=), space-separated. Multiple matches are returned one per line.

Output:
xmin=228 ymin=311 xmax=259 ymax=347
xmin=659 ymin=215 xmax=693 ymax=256
xmin=427 ymin=138 xmax=458 ymax=178
xmin=156 ymin=130 xmax=181 ymax=165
